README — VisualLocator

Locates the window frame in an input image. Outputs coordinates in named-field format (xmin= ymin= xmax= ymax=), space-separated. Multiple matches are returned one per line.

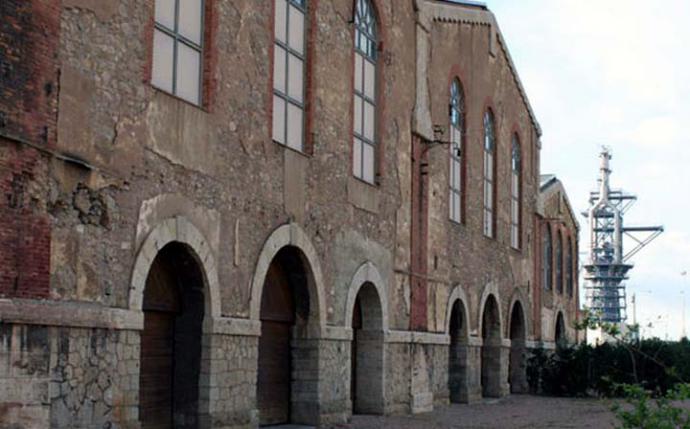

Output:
xmin=449 ymin=79 xmax=464 ymax=224
xmin=352 ymin=0 xmax=379 ymax=185
xmin=543 ymin=224 xmax=553 ymax=291
xmin=272 ymin=0 xmax=308 ymax=152
xmin=483 ymin=110 xmax=497 ymax=238
xmin=510 ymin=134 xmax=522 ymax=249
xmin=556 ymin=230 xmax=564 ymax=294
xmin=566 ymin=235 xmax=574 ymax=297
xmin=151 ymin=0 xmax=205 ymax=106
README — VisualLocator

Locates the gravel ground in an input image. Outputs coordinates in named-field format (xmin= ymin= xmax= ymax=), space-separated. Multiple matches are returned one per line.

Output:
xmin=329 ymin=395 xmax=620 ymax=429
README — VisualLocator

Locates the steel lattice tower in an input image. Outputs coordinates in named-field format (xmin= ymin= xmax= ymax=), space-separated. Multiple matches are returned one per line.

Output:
xmin=583 ymin=148 xmax=663 ymax=324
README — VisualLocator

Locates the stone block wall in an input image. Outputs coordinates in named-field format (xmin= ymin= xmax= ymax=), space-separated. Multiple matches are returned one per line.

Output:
xmin=0 ymin=323 xmax=140 ymax=429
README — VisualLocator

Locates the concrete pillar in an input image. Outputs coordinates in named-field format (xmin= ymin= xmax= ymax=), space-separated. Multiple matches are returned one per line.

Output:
xmin=509 ymin=339 xmax=529 ymax=393
xmin=481 ymin=339 xmax=510 ymax=398
xmin=465 ymin=339 xmax=483 ymax=402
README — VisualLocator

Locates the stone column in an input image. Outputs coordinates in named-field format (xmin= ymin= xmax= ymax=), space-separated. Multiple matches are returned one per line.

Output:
xmin=509 ymin=338 xmax=529 ymax=393
xmin=465 ymin=337 xmax=483 ymax=402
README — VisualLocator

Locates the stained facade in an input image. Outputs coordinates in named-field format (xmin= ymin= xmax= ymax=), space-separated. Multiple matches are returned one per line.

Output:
xmin=0 ymin=0 xmax=579 ymax=428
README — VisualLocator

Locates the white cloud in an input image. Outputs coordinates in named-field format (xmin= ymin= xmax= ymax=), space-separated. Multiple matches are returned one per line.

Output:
xmin=489 ymin=0 xmax=690 ymax=339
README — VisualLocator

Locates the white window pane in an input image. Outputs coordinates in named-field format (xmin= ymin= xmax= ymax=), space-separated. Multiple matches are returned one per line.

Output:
xmin=176 ymin=43 xmax=201 ymax=104
xmin=287 ymin=54 xmax=303 ymax=102
xmin=286 ymin=103 xmax=303 ymax=151
xmin=288 ymin=4 xmax=304 ymax=54
xmin=179 ymin=0 xmax=203 ymax=44
xmin=364 ymin=100 xmax=375 ymax=140
xmin=152 ymin=29 xmax=174 ymax=92
xmin=353 ymin=138 xmax=362 ymax=178
xmin=275 ymin=0 xmax=287 ymax=43
xmin=354 ymin=95 xmax=362 ymax=135
xmin=449 ymin=157 xmax=454 ymax=187
xmin=272 ymin=95 xmax=286 ymax=143
xmin=454 ymin=161 xmax=461 ymax=189
xmin=362 ymin=142 xmax=375 ymax=183
xmin=354 ymin=53 xmax=363 ymax=93
xmin=364 ymin=58 xmax=375 ymax=99
xmin=452 ymin=193 xmax=461 ymax=222
xmin=449 ymin=191 xmax=454 ymax=220
xmin=455 ymin=194 xmax=461 ymax=222
xmin=273 ymin=45 xmax=286 ymax=93
xmin=155 ymin=0 xmax=175 ymax=29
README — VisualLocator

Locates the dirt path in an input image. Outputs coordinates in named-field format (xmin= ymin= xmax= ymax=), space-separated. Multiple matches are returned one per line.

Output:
xmin=330 ymin=395 xmax=619 ymax=429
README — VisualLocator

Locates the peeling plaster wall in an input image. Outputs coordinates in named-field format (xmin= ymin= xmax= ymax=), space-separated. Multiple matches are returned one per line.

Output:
xmin=422 ymin=3 xmax=540 ymax=341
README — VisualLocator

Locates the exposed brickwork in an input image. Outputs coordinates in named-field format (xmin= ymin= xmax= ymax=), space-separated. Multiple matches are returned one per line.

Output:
xmin=0 ymin=0 xmax=582 ymax=427
xmin=0 ymin=0 xmax=59 ymax=299
xmin=537 ymin=177 xmax=581 ymax=343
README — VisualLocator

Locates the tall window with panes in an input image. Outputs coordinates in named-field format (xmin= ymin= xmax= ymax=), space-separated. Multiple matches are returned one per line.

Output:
xmin=152 ymin=0 xmax=204 ymax=105
xmin=510 ymin=135 xmax=521 ymax=248
xmin=483 ymin=111 xmax=496 ymax=237
xmin=566 ymin=237 xmax=574 ymax=297
xmin=352 ymin=0 xmax=378 ymax=184
xmin=449 ymin=79 xmax=464 ymax=223
xmin=273 ymin=0 xmax=306 ymax=151
xmin=556 ymin=232 xmax=564 ymax=294
xmin=544 ymin=225 xmax=553 ymax=290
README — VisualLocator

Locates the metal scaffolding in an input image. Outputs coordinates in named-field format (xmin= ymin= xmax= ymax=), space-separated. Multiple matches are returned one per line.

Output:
xmin=583 ymin=148 xmax=663 ymax=324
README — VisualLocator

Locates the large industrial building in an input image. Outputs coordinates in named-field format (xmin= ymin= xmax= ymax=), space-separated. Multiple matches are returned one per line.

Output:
xmin=0 ymin=0 xmax=579 ymax=427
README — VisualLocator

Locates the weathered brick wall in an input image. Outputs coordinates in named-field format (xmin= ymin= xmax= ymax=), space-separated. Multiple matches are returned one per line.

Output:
xmin=50 ymin=0 xmax=417 ymax=325
xmin=0 ymin=0 xmax=59 ymax=299
xmin=423 ymin=6 xmax=540 ymax=338
xmin=538 ymin=180 xmax=580 ymax=342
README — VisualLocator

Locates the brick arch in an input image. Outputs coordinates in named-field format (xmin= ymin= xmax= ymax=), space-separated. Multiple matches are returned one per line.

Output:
xmin=477 ymin=282 xmax=503 ymax=338
xmin=129 ymin=216 xmax=221 ymax=318
xmin=507 ymin=288 xmax=530 ymax=338
xmin=445 ymin=284 xmax=470 ymax=339
xmin=345 ymin=261 xmax=388 ymax=330
xmin=249 ymin=223 xmax=326 ymax=328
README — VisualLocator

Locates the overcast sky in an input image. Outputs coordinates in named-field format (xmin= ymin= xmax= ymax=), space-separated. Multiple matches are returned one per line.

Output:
xmin=487 ymin=0 xmax=690 ymax=339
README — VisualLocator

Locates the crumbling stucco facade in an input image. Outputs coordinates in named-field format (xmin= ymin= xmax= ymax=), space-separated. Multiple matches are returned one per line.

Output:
xmin=0 ymin=0 xmax=576 ymax=428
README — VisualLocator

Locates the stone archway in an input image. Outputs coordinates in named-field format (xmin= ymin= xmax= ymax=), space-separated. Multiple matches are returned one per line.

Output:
xmin=130 ymin=216 xmax=220 ymax=428
xmin=508 ymin=300 xmax=528 ymax=393
xmin=346 ymin=262 xmax=387 ymax=415
xmin=139 ymin=242 xmax=206 ymax=429
xmin=130 ymin=216 xmax=220 ymax=319
xmin=250 ymin=223 xmax=326 ymax=328
xmin=448 ymin=297 xmax=469 ymax=403
xmin=257 ymin=246 xmax=315 ymax=426
xmin=555 ymin=311 xmax=567 ymax=347
xmin=350 ymin=282 xmax=385 ymax=415
xmin=481 ymin=294 xmax=503 ymax=398
xmin=252 ymin=224 xmax=326 ymax=426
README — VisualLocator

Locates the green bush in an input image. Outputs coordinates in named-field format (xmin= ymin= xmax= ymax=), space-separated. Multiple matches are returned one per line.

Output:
xmin=527 ymin=339 xmax=690 ymax=398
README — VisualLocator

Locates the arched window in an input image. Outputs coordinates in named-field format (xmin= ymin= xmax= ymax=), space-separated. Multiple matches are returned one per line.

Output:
xmin=352 ymin=0 xmax=378 ymax=184
xmin=483 ymin=110 xmax=496 ymax=238
xmin=556 ymin=231 xmax=564 ymax=294
xmin=566 ymin=236 xmax=574 ymax=297
xmin=449 ymin=79 xmax=464 ymax=223
xmin=510 ymin=135 xmax=521 ymax=248
xmin=543 ymin=225 xmax=552 ymax=290
xmin=272 ymin=0 xmax=307 ymax=151
xmin=152 ymin=0 xmax=204 ymax=105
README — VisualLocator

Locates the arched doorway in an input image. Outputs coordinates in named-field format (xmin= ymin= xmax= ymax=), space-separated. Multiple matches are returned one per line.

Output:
xmin=257 ymin=246 xmax=312 ymax=426
xmin=481 ymin=295 xmax=502 ymax=398
xmin=139 ymin=242 xmax=205 ymax=429
xmin=509 ymin=301 xmax=528 ymax=393
xmin=351 ymin=282 xmax=385 ymax=415
xmin=555 ymin=312 xmax=566 ymax=347
xmin=448 ymin=299 xmax=469 ymax=403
